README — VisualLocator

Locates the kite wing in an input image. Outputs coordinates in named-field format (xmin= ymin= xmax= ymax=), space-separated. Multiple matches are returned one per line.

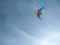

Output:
xmin=37 ymin=16 xmax=41 ymax=20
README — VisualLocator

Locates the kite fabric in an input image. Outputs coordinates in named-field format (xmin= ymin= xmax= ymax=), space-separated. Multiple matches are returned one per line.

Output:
xmin=34 ymin=6 xmax=46 ymax=20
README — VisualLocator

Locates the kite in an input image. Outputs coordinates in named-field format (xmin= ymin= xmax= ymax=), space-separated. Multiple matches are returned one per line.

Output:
xmin=34 ymin=6 xmax=46 ymax=20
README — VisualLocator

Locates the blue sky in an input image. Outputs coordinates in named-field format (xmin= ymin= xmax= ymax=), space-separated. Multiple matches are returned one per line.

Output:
xmin=0 ymin=0 xmax=60 ymax=45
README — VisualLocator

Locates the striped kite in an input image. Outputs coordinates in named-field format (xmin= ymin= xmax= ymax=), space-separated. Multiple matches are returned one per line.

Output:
xmin=34 ymin=6 xmax=46 ymax=20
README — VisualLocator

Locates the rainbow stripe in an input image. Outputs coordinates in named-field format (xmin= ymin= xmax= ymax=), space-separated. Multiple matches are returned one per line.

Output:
xmin=35 ymin=10 xmax=40 ymax=16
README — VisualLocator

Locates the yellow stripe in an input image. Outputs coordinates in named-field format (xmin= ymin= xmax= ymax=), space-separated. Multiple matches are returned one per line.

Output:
xmin=36 ymin=10 xmax=38 ymax=16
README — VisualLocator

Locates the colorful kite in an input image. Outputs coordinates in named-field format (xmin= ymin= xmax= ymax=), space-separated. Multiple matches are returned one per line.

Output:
xmin=34 ymin=6 xmax=46 ymax=20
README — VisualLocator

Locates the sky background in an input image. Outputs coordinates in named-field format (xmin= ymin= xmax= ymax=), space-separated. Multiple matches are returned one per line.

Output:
xmin=0 ymin=0 xmax=60 ymax=45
